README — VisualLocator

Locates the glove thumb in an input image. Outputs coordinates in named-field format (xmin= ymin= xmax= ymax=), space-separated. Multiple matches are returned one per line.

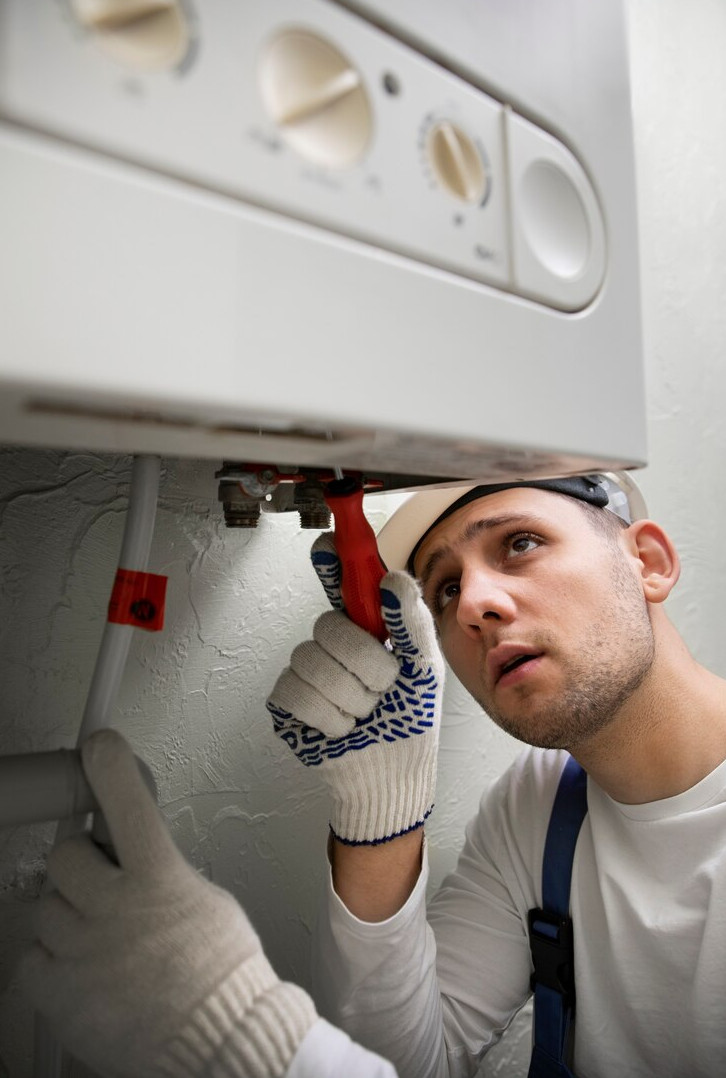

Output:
xmin=380 ymin=571 xmax=443 ymax=674
xmin=310 ymin=532 xmax=343 ymax=610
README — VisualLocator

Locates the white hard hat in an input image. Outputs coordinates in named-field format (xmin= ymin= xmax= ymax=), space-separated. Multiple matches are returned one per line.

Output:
xmin=377 ymin=471 xmax=647 ymax=573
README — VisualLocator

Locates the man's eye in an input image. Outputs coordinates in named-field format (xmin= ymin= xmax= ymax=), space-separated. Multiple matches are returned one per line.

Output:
xmin=506 ymin=533 xmax=541 ymax=557
xmin=432 ymin=580 xmax=460 ymax=614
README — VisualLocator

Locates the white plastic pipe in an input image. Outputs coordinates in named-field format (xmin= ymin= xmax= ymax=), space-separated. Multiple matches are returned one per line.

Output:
xmin=75 ymin=454 xmax=161 ymax=746
xmin=0 ymin=750 xmax=94 ymax=827
xmin=0 ymin=749 xmax=156 ymax=829
xmin=34 ymin=454 xmax=161 ymax=1078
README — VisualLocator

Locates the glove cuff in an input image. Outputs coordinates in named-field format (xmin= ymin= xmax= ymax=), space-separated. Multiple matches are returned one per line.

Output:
xmin=329 ymin=739 xmax=437 ymax=845
xmin=157 ymin=951 xmax=318 ymax=1078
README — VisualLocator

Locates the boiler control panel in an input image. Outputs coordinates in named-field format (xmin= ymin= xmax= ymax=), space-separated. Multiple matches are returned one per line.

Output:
xmin=1 ymin=0 xmax=605 ymax=312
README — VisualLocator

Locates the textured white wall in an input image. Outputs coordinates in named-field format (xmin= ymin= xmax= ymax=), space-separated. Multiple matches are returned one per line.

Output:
xmin=627 ymin=0 xmax=726 ymax=679
xmin=1 ymin=2 xmax=726 ymax=1075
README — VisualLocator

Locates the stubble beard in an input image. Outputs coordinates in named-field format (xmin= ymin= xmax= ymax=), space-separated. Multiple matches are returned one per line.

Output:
xmin=473 ymin=554 xmax=656 ymax=751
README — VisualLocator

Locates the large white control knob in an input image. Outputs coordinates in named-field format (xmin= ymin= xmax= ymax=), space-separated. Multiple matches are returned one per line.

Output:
xmin=506 ymin=112 xmax=606 ymax=310
xmin=70 ymin=0 xmax=190 ymax=71
xmin=259 ymin=30 xmax=372 ymax=169
xmin=427 ymin=121 xmax=488 ymax=204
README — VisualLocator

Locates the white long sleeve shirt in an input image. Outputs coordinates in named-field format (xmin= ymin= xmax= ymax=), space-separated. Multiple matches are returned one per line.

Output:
xmin=288 ymin=1019 xmax=398 ymax=1077
xmin=305 ymin=746 xmax=726 ymax=1078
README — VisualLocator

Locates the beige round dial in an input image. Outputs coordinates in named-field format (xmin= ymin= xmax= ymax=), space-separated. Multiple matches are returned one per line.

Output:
xmin=70 ymin=0 xmax=191 ymax=71
xmin=259 ymin=29 xmax=372 ymax=169
xmin=427 ymin=120 xmax=488 ymax=204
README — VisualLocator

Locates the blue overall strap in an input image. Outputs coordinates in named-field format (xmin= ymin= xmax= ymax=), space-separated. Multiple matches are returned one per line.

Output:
xmin=526 ymin=755 xmax=588 ymax=1078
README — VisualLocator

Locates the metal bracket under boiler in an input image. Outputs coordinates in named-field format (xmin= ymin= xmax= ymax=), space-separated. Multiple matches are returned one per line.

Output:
xmin=215 ymin=460 xmax=452 ymax=528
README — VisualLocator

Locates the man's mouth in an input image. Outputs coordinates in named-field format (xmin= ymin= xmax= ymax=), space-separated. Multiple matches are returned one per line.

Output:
xmin=489 ymin=646 xmax=545 ymax=686
xmin=501 ymin=654 xmax=535 ymax=675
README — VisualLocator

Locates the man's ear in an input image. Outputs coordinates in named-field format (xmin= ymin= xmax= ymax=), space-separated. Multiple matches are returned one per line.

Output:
xmin=624 ymin=520 xmax=680 ymax=604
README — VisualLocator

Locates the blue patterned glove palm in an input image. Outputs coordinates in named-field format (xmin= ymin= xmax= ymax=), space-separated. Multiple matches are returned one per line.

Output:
xmin=266 ymin=534 xmax=444 ymax=845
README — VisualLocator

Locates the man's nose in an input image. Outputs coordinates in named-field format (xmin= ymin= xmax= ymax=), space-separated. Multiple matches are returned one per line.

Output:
xmin=456 ymin=565 xmax=517 ymax=638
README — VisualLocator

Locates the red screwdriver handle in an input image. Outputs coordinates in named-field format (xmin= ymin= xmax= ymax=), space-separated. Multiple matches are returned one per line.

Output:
xmin=323 ymin=480 xmax=388 ymax=642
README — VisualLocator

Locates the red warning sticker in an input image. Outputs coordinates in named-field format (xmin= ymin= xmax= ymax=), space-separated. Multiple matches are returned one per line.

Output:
xmin=108 ymin=569 xmax=168 ymax=632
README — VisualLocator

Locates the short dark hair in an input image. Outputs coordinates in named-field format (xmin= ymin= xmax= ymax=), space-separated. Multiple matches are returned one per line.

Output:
xmin=573 ymin=496 xmax=630 ymax=542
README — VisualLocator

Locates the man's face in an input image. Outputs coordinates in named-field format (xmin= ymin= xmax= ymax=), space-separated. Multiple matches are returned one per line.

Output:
xmin=413 ymin=487 xmax=655 ymax=751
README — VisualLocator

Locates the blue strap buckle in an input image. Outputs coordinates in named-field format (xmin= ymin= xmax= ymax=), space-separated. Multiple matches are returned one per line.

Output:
xmin=528 ymin=908 xmax=576 ymax=1009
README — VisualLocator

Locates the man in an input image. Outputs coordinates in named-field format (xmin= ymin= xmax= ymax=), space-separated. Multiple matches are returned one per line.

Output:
xmin=267 ymin=473 xmax=726 ymax=1076
xmin=21 ymin=474 xmax=726 ymax=1076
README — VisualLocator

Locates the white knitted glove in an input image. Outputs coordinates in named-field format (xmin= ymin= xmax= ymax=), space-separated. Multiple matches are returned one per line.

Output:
xmin=20 ymin=729 xmax=317 ymax=1078
xmin=266 ymin=534 xmax=444 ymax=845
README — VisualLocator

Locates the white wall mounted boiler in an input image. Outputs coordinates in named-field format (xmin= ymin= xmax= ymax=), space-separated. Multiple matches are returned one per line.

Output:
xmin=0 ymin=0 xmax=645 ymax=489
